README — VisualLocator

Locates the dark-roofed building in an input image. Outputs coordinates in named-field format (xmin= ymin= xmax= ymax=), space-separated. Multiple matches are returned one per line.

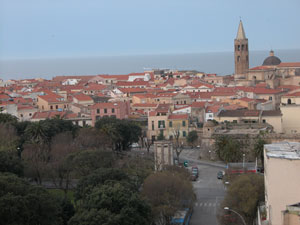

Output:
xmin=216 ymin=109 xmax=282 ymax=133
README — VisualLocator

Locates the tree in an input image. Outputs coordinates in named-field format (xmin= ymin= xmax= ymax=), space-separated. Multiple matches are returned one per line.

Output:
xmin=0 ymin=151 xmax=23 ymax=176
xmin=74 ymin=168 xmax=131 ymax=201
xmin=142 ymin=167 xmax=196 ymax=225
xmin=253 ymin=135 xmax=268 ymax=169
xmin=0 ymin=123 xmax=19 ymax=151
xmin=95 ymin=118 xmax=142 ymax=151
xmin=69 ymin=182 xmax=152 ymax=225
xmin=186 ymin=130 xmax=198 ymax=148
xmin=74 ymin=128 xmax=109 ymax=151
xmin=0 ymin=173 xmax=63 ymax=225
xmin=68 ymin=149 xmax=115 ymax=177
xmin=219 ymin=174 xmax=264 ymax=225
xmin=48 ymin=132 xmax=78 ymax=193
xmin=214 ymin=135 xmax=243 ymax=163
xmin=172 ymin=129 xmax=184 ymax=161
xmin=0 ymin=113 xmax=18 ymax=124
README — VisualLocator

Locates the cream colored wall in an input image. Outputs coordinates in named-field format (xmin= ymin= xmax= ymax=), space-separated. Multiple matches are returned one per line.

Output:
xmin=281 ymin=105 xmax=300 ymax=133
xmin=281 ymin=96 xmax=300 ymax=105
xmin=284 ymin=213 xmax=300 ymax=225
xmin=37 ymin=96 xmax=49 ymax=110
xmin=166 ymin=120 xmax=189 ymax=140
xmin=147 ymin=115 xmax=168 ymax=139
xmin=264 ymin=152 xmax=300 ymax=225
xmin=262 ymin=116 xmax=282 ymax=133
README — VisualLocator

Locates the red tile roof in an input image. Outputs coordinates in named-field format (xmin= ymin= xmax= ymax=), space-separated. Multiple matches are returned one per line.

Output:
xmin=73 ymin=93 xmax=93 ymax=101
xmin=278 ymin=62 xmax=300 ymax=67
xmin=32 ymin=111 xmax=67 ymax=119
xmin=38 ymin=92 xmax=66 ymax=103
xmin=283 ymin=92 xmax=300 ymax=97
xmin=118 ymin=88 xmax=146 ymax=93
xmin=249 ymin=65 xmax=273 ymax=70
xmin=131 ymin=103 xmax=158 ymax=108
xmin=190 ymin=102 xmax=206 ymax=108
xmin=90 ymin=101 xmax=126 ymax=109
xmin=168 ymin=114 xmax=189 ymax=120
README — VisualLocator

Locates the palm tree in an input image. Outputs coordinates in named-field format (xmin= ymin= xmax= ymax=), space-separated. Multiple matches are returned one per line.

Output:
xmin=254 ymin=136 xmax=267 ymax=169
xmin=25 ymin=121 xmax=50 ymax=145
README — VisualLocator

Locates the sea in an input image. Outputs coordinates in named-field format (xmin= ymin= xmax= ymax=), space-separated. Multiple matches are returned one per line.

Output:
xmin=1 ymin=49 xmax=300 ymax=81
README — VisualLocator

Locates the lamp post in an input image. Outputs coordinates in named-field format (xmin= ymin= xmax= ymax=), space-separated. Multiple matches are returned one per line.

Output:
xmin=242 ymin=153 xmax=245 ymax=168
xmin=209 ymin=150 xmax=211 ymax=160
xmin=224 ymin=207 xmax=247 ymax=225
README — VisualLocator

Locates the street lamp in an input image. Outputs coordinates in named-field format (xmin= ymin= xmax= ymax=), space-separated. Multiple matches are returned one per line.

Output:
xmin=209 ymin=150 xmax=211 ymax=160
xmin=242 ymin=153 xmax=245 ymax=168
xmin=224 ymin=207 xmax=247 ymax=225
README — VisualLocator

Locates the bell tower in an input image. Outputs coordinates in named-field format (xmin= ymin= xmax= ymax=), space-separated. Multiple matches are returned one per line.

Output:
xmin=234 ymin=20 xmax=249 ymax=76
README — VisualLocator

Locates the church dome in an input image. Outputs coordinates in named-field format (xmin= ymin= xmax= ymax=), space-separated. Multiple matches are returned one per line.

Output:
xmin=262 ymin=50 xmax=281 ymax=66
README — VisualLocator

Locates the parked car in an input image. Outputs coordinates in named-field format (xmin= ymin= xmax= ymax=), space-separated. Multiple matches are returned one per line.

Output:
xmin=192 ymin=170 xmax=198 ymax=178
xmin=217 ymin=171 xmax=224 ymax=179
xmin=192 ymin=166 xmax=198 ymax=172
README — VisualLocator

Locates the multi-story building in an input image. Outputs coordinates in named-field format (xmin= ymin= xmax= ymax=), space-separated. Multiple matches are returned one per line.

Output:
xmin=147 ymin=104 xmax=189 ymax=141
xmin=263 ymin=142 xmax=300 ymax=225
xmin=90 ymin=101 xmax=130 ymax=126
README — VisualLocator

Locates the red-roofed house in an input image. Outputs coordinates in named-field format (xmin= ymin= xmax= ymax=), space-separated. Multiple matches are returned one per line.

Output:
xmin=90 ymin=101 xmax=130 ymax=126
xmin=17 ymin=104 xmax=38 ymax=121
xmin=72 ymin=93 xmax=94 ymax=106
xmin=37 ymin=92 xmax=69 ymax=111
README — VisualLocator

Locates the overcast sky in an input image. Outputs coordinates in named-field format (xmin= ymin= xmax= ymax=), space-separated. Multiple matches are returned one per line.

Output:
xmin=1 ymin=0 xmax=300 ymax=59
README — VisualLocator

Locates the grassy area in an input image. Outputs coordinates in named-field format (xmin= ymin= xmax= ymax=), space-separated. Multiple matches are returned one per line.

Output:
xmin=48 ymin=189 xmax=75 ymax=204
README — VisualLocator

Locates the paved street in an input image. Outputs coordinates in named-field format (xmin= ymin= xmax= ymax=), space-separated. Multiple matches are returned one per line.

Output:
xmin=181 ymin=149 xmax=226 ymax=225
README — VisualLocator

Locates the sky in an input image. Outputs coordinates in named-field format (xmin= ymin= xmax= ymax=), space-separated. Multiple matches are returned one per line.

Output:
xmin=1 ymin=0 xmax=300 ymax=59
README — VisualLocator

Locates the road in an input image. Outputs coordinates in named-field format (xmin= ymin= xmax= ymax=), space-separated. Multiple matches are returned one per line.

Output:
xmin=181 ymin=149 xmax=226 ymax=225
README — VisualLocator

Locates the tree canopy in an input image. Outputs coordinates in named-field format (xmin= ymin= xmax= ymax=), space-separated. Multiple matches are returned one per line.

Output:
xmin=186 ymin=130 xmax=198 ymax=148
xmin=69 ymin=182 xmax=152 ymax=225
xmin=220 ymin=174 xmax=264 ymax=224
xmin=142 ymin=167 xmax=195 ymax=225
xmin=95 ymin=117 xmax=142 ymax=151
xmin=0 ymin=173 xmax=66 ymax=225
xmin=215 ymin=135 xmax=243 ymax=163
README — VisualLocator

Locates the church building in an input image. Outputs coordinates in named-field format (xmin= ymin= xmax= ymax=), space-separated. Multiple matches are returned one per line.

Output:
xmin=233 ymin=21 xmax=300 ymax=87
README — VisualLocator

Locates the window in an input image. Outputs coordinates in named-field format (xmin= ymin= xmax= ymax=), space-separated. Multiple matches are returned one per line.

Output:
xmin=169 ymin=121 xmax=172 ymax=127
xmin=263 ymin=119 xmax=266 ymax=123
xmin=237 ymin=45 xmax=240 ymax=51
xmin=97 ymin=109 xmax=100 ymax=114
xmin=83 ymin=121 xmax=86 ymax=126
xmin=241 ymin=45 xmax=244 ymax=50
xmin=56 ymin=105 xmax=58 ymax=109
xmin=152 ymin=121 xmax=154 ymax=130
xmin=50 ymin=106 xmax=53 ymax=110
xmin=104 ymin=108 xmax=107 ymax=113
xmin=29 ymin=113 xmax=32 ymax=116
xmin=237 ymin=56 xmax=240 ymax=62
xmin=112 ymin=108 xmax=115 ymax=113
xmin=269 ymin=96 xmax=272 ymax=100
xmin=182 ymin=121 xmax=186 ymax=127
xmin=288 ymin=99 xmax=292 ymax=104
xmin=184 ymin=100 xmax=186 ymax=104
xmin=183 ymin=131 xmax=186 ymax=137
xmin=20 ymin=114 xmax=23 ymax=117
xmin=158 ymin=120 xmax=165 ymax=128
xmin=96 ymin=116 xmax=100 ymax=121
xmin=169 ymin=135 xmax=173 ymax=140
